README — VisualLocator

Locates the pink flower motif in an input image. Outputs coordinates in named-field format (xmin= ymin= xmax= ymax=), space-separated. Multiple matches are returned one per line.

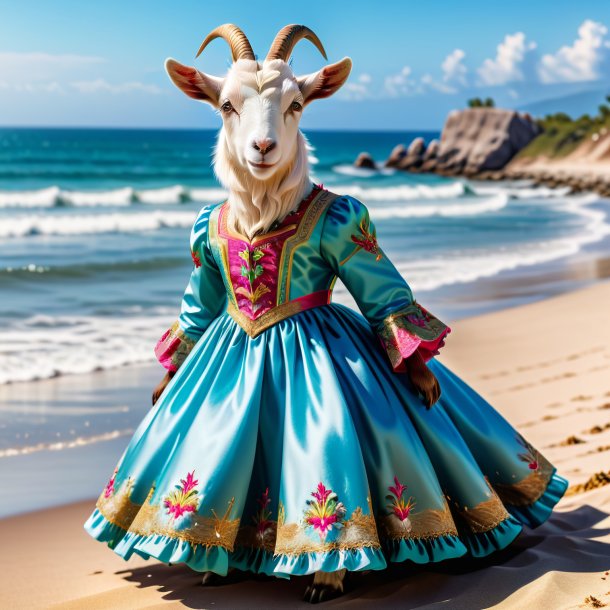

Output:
xmin=104 ymin=467 xmax=118 ymax=498
xmin=303 ymin=482 xmax=346 ymax=541
xmin=517 ymin=435 xmax=540 ymax=472
xmin=253 ymin=487 xmax=274 ymax=538
xmin=163 ymin=470 xmax=200 ymax=519
xmin=386 ymin=475 xmax=416 ymax=524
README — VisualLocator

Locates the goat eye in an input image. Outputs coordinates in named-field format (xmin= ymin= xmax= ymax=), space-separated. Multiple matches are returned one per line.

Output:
xmin=221 ymin=101 xmax=234 ymax=113
xmin=290 ymin=101 xmax=302 ymax=112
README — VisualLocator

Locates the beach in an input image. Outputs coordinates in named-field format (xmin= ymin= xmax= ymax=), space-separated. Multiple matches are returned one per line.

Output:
xmin=1 ymin=281 xmax=609 ymax=609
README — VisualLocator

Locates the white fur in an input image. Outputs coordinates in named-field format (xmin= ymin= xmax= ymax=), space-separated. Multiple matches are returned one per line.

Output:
xmin=166 ymin=53 xmax=352 ymax=239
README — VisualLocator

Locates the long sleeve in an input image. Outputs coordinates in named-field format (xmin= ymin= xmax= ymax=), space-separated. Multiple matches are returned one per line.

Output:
xmin=154 ymin=205 xmax=227 ymax=371
xmin=321 ymin=195 xmax=450 ymax=372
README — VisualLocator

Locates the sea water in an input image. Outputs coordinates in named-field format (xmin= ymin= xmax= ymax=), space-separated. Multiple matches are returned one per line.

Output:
xmin=0 ymin=127 xmax=608 ymax=385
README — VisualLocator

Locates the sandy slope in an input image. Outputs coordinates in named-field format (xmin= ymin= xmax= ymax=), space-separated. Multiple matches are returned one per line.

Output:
xmin=1 ymin=282 xmax=609 ymax=610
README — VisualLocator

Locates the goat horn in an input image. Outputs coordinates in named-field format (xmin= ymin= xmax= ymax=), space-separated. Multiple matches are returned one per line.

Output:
xmin=196 ymin=24 xmax=255 ymax=61
xmin=266 ymin=24 xmax=327 ymax=62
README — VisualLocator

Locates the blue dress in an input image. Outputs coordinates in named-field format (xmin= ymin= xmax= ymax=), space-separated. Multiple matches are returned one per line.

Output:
xmin=84 ymin=185 xmax=567 ymax=577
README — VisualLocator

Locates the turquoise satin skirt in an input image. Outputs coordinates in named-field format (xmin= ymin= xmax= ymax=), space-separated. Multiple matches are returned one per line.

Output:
xmin=84 ymin=304 xmax=567 ymax=577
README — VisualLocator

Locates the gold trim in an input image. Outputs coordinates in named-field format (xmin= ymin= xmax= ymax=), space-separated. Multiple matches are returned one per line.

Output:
xmin=379 ymin=500 xmax=458 ymax=540
xmin=494 ymin=462 xmax=554 ymax=506
xmin=128 ymin=498 xmax=240 ymax=551
xmin=455 ymin=493 xmax=511 ymax=534
xmin=96 ymin=478 xmax=240 ymax=551
xmin=275 ymin=504 xmax=381 ymax=556
xmin=280 ymin=189 xmax=338 ymax=302
xmin=226 ymin=299 xmax=305 ymax=338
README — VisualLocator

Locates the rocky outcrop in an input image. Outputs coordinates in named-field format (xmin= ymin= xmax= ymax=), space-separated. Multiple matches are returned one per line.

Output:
xmin=385 ymin=144 xmax=407 ymax=168
xmin=395 ymin=137 xmax=426 ymax=170
xmin=354 ymin=152 xmax=376 ymax=169
xmin=432 ymin=108 xmax=541 ymax=174
xmin=381 ymin=108 xmax=541 ymax=176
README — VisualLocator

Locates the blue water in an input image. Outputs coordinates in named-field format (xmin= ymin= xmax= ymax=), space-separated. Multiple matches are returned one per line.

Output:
xmin=0 ymin=127 xmax=607 ymax=385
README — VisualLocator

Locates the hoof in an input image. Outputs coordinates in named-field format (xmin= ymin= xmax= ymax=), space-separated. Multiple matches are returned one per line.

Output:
xmin=303 ymin=569 xmax=347 ymax=604
xmin=201 ymin=571 xmax=223 ymax=586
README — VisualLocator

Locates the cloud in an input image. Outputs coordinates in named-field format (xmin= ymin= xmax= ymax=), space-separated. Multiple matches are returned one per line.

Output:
xmin=538 ymin=19 xmax=610 ymax=83
xmin=477 ymin=32 xmax=537 ymax=85
xmin=0 ymin=52 xmax=104 ymax=84
xmin=421 ymin=74 xmax=457 ymax=94
xmin=341 ymin=73 xmax=373 ymax=100
xmin=71 ymin=79 xmax=162 ymax=95
xmin=384 ymin=66 xmax=422 ymax=97
xmin=442 ymin=49 xmax=468 ymax=87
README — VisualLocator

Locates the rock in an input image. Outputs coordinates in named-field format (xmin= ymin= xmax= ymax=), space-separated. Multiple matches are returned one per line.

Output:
xmin=385 ymin=144 xmax=407 ymax=167
xmin=397 ymin=137 xmax=427 ymax=170
xmin=427 ymin=108 xmax=541 ymax=174
xmin=354 ymin=152 xmax=376 ymax=169
xmin=423 ymin=139 xmax=439 ymax=160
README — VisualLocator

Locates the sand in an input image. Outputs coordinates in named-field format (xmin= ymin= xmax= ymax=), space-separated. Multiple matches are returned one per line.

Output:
xmin=2 ymin=282 xmax=610 ymax=609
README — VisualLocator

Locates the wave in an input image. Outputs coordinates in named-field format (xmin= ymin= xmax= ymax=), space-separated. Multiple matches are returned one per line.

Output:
xmin=0 ymin=185 xmax=228 ymax=208
xmin=0 ymin=429 xmax=135 ymax=458
xmin=0 ymin=256 xmax=185 ymax=278
xmin=0 ymin=210 xmax=197 ymax=238
xmin=369 ymin=192 xmax=508 ymax=219
xmin=470 ymin=184 xmax=573 ymax=199
xmin=0 ymin=311 xmax=175 ymax=384
xmin=337 ymin=181 xmax=468 ymax=200
xmin=394 ymin=193 xmax=608 ymax=291
xmin=332 ymin=164 xmax=396 ymax=178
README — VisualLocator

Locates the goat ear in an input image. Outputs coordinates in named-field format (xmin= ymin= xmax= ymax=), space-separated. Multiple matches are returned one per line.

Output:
xmin=165 ymin=58 xmax=223 ymax=107
xmin=297 ymin=57 xmax=352 ymax=105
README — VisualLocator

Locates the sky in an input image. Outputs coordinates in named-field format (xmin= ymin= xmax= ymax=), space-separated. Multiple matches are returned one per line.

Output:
xmin=1 ymin=0 xmax=610 ymax=130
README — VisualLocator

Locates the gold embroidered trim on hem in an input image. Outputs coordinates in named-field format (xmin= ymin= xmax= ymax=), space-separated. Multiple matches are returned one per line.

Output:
xmin=275 ymin=505 xmax=381 ymax=556
xmin=380 ymin=501 xmax=458 ymax=540
xmin=96 ymin=479 xmax=240 ymax=551
xmin=127 ymin=498 xmax=240 ymax=551
xmin=455 ymin=493 xmax=512 ymax=534
xmin=494 ymin=461 xmax=555 ymax=507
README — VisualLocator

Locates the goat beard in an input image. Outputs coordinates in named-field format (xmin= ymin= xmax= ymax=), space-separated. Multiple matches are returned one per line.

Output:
xmin=213 ymin=130 xmax=313 ymax=239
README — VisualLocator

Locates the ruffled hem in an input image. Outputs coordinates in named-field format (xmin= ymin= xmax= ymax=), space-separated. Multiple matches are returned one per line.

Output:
xmin=377 ymin=302 xmax=451 ymax=370
xmin=505 ymin=472 xmax=568 ymax=529
xmin=459 ymin=516 xmax=523 ymax=558
xmin=384 ymin=533 xmax=467 ymax=564
xmin=269 ymin=546 xmax=387 ymax=576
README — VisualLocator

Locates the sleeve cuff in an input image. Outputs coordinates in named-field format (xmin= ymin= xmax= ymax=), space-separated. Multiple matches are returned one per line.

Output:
xmin=154 ymin=321 xmax=197 ymax=372
xmin=377 ymin=302 xmax=451 ymax=371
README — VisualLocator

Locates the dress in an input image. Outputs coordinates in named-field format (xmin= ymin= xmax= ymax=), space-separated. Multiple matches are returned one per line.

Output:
xmin=84 ymin=184 xmax=567 ymax=577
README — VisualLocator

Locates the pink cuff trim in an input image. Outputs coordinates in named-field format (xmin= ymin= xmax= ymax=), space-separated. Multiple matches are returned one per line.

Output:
xmin=377 ymin=303 xmax=451 ymax=372
xmin=154 ymin=321 xmax=197 ymax=371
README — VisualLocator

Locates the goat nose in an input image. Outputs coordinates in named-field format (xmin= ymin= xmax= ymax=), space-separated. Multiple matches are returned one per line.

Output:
xmin=252 ymin=138 xmax=276 ymax=155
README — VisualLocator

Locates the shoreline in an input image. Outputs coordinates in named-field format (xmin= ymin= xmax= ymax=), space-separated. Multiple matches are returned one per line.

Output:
xmin=1 ymin=280 xmax=609 ymax=608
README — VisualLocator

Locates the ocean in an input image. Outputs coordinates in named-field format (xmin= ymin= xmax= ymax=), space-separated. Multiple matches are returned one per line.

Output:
xmin=1 ymin=126 xmax=610 ymax=516
xmin=0 ymin=127 xmax=608 ymax=386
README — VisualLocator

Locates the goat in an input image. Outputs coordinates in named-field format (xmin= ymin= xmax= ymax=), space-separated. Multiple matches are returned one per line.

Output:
xmin=166 ymin=23 xmax=351 ymax=240
xmin=165 ymin=24 xmax=352 ymax=603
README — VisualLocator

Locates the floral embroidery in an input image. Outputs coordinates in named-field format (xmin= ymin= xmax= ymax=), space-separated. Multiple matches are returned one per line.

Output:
xmin=234 ymin=246 xmax=272 ymax=312
xmin=386 ymin=476 xmax=415 ymax=531
xmin=103 ymin=467 xmax=118 ymax=498
xmin=191 ymin=249 xmax=202 ymax=268
xmin=253 ymin=487 xmax=274 ymax=540
xmin=163 ymin=470 xmax=200 ymax=519
xmin=517 ymin=435 xmax=540 ymax=471
xmin=339 ymin=216 xmax=383 ymax=266
xmin=303 ymin=482 xmax=346 ymax=540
